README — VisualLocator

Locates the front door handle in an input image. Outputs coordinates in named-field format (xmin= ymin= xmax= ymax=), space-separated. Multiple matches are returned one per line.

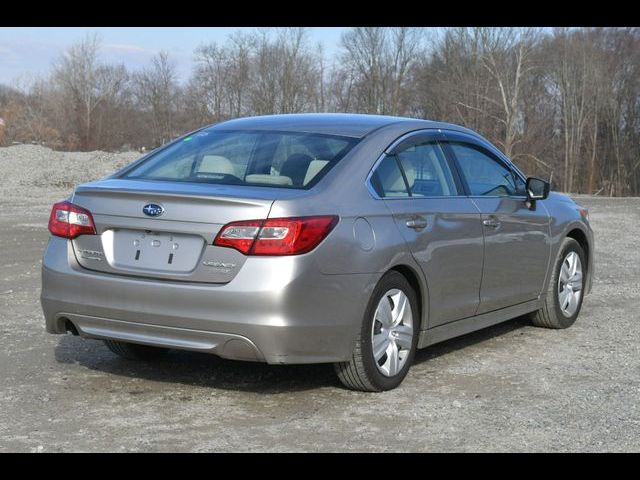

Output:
xmin=406 ymin=218 xmax=428 ymax=230
xmin=482 ymin=218 xmax=501 ymax=229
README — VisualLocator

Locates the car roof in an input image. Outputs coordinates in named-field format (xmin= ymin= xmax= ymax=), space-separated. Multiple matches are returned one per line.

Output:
xmin=209 ymin=113 xmax=472 ymax=139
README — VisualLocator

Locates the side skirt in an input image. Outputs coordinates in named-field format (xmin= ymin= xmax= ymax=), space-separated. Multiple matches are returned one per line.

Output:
xmin=418 ymin=298 xmax=543 ymax=349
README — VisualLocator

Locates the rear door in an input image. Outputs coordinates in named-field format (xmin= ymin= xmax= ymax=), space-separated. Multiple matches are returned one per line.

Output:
xmin=443 ymin=132 xmax=550 ymax=313
xmin=370 ymin=131 xmax=484 ymax=327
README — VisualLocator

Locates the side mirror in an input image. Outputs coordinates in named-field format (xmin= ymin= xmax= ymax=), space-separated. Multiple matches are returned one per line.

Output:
xmin=526 ymin=177 xmax=550 ymax=201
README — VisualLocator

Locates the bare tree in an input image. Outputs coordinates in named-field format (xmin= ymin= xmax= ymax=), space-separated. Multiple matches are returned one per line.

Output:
xmin=92 ymin=63 xmax=131 ymax=150
xmin=340 ymin=27 xmax=386 ymax=113
xmin=52 ymin=34 xmax=102 ymax=149
xmin=545 ymin=28 xmax=595 ymax=192
xmin=600 ymin=27 xmax=640 ymax=196
xmin=225 ymin=31 xmax=252 ymax=117
xmin=249 ymin=28 xmax=320 ymax=114
xmin=276 ymin=27 xmax=319 ymax=113
xmin=192 ymin=31 xmax=256 ymax=120
xmin=134 ymin=51 xmax=179 ymax=146
xmin=413 ymin=28 xmax=553 ymax=178
xmin=477 ymin=28 xmax=540 ymax=158
xmin=193 ymin=42 xmax=230 ymax=120
xmin=413 ymin=28 xmax=489 ymax=130
xmin=338 ymin=27 xmax=424 ymax=115
xmin=0 ymin=78 xmax=61 ymax=147
xmin=52 ymin=34 xmax=131 ymax=150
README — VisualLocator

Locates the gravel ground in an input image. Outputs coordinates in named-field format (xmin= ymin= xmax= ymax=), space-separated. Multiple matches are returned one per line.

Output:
xmin=0 ymin=146 xmax=638 ymax=452
xmin=0 ymin=144 xmax=140 ymax=200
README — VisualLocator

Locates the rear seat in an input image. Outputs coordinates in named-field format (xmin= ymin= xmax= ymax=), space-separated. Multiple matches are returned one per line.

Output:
xmin=197 ymin=155 xmax=331 ymax=188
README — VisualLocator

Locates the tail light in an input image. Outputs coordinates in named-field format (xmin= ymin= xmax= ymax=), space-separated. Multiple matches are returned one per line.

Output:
xmin=214 ymin=215 xmax=338 ymax=256
xmin=48 ymin=201 xmax=96 ymax=239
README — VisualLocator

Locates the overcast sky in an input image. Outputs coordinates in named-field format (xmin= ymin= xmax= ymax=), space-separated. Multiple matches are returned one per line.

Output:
xmin=0 ymin=27 xmax=349 ymax=87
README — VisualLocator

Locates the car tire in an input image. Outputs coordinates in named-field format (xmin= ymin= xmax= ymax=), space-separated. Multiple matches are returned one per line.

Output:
xmin=530 ymin=237 xmax=586 ymax=329
xmin=334 ymin=270 xmax=419 ymax=392
xmin=104 ymin=340 xmax=170 ymax=360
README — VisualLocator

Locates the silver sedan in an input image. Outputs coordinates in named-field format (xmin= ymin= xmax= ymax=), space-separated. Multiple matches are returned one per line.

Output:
xmin=41 ymin=114 xmax=594 ymax=391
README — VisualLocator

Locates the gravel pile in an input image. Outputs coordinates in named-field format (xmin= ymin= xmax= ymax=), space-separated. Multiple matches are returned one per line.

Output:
xmin=0 ymin=144 xmax=142 ymax=198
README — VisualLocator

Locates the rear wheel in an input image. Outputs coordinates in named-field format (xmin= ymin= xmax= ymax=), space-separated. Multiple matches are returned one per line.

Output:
xmin=335 ymin=271 xmax=419 ymax=392
xmin=531 ymin=237 xmax=586 ymax=329
xmin=104 ymin=340 xmax=169 ymax=360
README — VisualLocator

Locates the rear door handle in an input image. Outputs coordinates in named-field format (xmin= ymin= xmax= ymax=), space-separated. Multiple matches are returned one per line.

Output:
xmin=482 ymin=218 xmax=501 ymax=229
xmin=406 ymin=218 xmax=428 ymax=230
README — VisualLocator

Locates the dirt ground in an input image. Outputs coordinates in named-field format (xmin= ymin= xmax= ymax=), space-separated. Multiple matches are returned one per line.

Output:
xmin=0 ymin=191 xmax=638 ymax=452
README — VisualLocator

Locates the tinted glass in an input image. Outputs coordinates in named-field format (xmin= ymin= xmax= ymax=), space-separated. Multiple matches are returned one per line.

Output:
xmin=370 ymin=156 xmax=409 ymax=197
xmin=122 ymin=129 xmax=357 ymax=189
xmin=396 ymin=142 xmax=458 ymax=196
xmin=450 ymin=143 xmax=519 ymax=196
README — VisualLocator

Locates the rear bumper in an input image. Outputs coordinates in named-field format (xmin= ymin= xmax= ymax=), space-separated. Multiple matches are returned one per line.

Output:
xmin=41 ymin=237 xmax=377 ymax=364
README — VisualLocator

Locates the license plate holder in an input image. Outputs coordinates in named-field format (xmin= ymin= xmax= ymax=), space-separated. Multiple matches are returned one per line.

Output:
xmin=104 ymin=229 xmax=205 ymax=273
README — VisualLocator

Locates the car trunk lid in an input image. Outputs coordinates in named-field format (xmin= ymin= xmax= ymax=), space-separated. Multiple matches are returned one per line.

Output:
xmin=69 ymin=178 xmax=297 ymax=283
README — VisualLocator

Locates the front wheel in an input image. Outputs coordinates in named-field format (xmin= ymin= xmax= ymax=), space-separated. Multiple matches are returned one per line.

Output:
xmin=530 ymin=237 xmax=586 ymax=329
xmin=334 ymin=271 xmax=419 ymax=392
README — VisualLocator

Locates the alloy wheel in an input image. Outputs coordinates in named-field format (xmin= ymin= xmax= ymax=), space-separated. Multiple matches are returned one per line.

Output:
xmin=558 ymin=251 xmax=583 ymax=317
xmin=371 ymin=289 xmax=414 ymax=377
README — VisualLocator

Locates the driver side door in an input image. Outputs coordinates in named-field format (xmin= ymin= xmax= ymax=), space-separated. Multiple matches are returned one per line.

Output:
xmin=443 ymin=133 xmax=551 ymax=314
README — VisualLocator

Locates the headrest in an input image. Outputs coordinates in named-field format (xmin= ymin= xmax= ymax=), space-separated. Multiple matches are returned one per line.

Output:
xmin=199 ymin=155 xmax=235 ymax=175
xmin=245 ymin=174 xmax=293 ymax=186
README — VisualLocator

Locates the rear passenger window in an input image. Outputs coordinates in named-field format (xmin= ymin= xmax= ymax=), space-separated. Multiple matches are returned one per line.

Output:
xmin=396 ymin=142 xmax=458 ymax=197
xmin=370 ymin=156 xmax=409 ymax=197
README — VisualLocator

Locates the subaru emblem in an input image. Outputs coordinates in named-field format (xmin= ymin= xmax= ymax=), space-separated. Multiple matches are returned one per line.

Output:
xmin=142 ymin=203 xmax=164 ymax=217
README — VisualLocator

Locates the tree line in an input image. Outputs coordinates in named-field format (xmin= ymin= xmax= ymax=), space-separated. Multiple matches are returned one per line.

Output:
xmin=0 ymin=27 xmax=638 ymax=196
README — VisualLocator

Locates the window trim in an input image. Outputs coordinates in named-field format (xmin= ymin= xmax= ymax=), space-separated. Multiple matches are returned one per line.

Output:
xmin=365 ymin=129 xmax=465 ymax=200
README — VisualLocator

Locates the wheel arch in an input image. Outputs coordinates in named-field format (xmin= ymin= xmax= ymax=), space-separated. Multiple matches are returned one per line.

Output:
xmin=565 ymin=224 xmax=593 ymax=294
xmin=388 ymin=263 xmax=428 ymax=332
xmin=566 ymin=228 xmax=590 ymax=272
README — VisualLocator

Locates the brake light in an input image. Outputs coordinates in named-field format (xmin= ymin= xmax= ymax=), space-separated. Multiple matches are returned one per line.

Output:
xmin=214 ymin=216 xmax=338 ymax=256
xmin=48 ymin=201 xmax=96 ymax=239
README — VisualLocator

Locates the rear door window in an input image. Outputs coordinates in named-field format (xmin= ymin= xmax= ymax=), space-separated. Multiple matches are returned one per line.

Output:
xmin=370 ymin=140 xmax=459 ymax=198
xmin=370 ymin=156 xmax=410 ymax=197
xmin=395 ymin=142 xmax=458 ymax=197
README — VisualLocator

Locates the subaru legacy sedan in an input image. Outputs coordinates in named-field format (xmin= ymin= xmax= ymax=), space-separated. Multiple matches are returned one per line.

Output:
xmin=41 ymin=114 xmax=593 ymax=391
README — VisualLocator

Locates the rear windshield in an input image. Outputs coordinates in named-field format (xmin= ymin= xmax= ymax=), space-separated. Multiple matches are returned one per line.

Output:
xmin=121 ymin=129 xmax=358 ymax=189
